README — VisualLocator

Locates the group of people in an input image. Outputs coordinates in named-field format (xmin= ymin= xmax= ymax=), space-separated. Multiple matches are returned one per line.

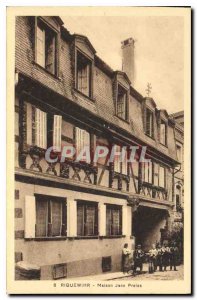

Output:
xmin=122 ymin=242 xmax=179 ymax=276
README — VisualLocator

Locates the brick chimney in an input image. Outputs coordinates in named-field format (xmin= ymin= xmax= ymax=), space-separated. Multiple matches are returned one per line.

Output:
xmin=121 ymin=37 xmax=135 ymax=85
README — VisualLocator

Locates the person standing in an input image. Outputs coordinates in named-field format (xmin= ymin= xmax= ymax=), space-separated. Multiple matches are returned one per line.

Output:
xmin=156 ymin=244 xmax=163 ymax=271
xmin=122 ymin=243 xmax=131 ymax=274
xmin=133 ymin=244 xmax=144 ymax=275
xmin=162 ymin=243 xmax=170 ymax=271
xmin=149 ymin=244 xmax=158 ymax=273
xmin=169 ymin=242 xmax=179 ymax=271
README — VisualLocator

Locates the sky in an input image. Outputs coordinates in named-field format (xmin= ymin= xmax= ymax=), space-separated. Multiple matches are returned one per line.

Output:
xmin=62 ymin=15 xmax=184 ymax=114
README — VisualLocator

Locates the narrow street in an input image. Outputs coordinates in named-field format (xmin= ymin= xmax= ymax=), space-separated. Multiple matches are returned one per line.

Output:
xmin=113 ymin=264 xmax=184 ymax=281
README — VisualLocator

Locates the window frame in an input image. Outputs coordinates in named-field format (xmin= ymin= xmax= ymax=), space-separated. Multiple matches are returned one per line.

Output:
xmin=76 ymin=200 xmax=98 ymax=237
xmin=158 ymin=165 xmax=166 ymax=188
xmin=106 ymin=204 xmax=122 ymax=236
xmin=35 ymin=17 xmax=59 ymax=76
xmin=116 ymin=84 xmax=128 ymax=121
xmin=160 ymin=119 xmax=168 ymax=146
xmin=75 ymin=49 xmax=93 ymax=99
xmin=145 ymin=107 xmax=154 ymax=138
xmin=35 ymin=194 xmax=67 ymax=238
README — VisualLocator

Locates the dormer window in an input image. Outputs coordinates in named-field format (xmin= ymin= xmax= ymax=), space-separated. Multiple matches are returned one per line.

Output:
xmin=146 ymin=108 xmax=154 ymax=138
xmin=36 ymin=18 xmax=57 ymax=75
xmin=117 ymin=84 xmax=128 ymax=120
xmin=76 ymin=51 xmax=92 ymax=97
xmin=160 ymin=119 xmax=167 ymax=146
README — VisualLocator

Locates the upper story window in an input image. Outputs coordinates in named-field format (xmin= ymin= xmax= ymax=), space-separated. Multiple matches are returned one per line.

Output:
xmin=145 ymin=108 xmax=154 ymax=138
xmin=113 ymin=145 xmax=128 ymax=175
xmin=36 ymin=19 xmax=57 ymax=75
xmin=158 ymin=165 xmax=165 ymax=188
xmin=142 ymin=162 xmax=153 ymax=184
xmin=176 ymin=143 xmax=182 ymax=163
xmin=117 ymin=85 xmax=128 ymax=120
xmin=76 ymin=51 xmax=92 ymax=97
xmin=160 ymin=120 xmax=167 ymax=146
xmin=26 ymin=102 xmax=62 ymax=150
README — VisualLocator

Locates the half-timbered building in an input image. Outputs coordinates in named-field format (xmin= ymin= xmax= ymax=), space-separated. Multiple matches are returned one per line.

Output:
xmin=15 ymin=16 xmax=179 ymax=279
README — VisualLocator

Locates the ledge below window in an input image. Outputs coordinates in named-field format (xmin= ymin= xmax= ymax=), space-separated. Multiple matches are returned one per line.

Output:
xmin=99 ymin=235 xmax=126 ymax=239
xmin=24 ymin=235 xmax=126 ymax=241
xmin=32 ymin=61 xmax=61 ymax=81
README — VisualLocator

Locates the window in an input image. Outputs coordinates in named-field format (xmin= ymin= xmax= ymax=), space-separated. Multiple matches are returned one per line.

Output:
xmin=159 ymin=166 xmax=165 ymax=188
xmin=113 ymin=145 xmax=128 ymax=175
xmin=35 ymin=196 xmax=67 ymax=237
xmin=53 ymin=115 xmax=62 ymax=151
xmin=76 ymin=51 xmax=92 ymax=97
xmin=77 ymin=201 xmax=98 ymax=236
xmin=176 ymin=143 xmax=182 ymax=163
xmin=26 ymin=102 xmax=63 ymax=150
xmin=117 ymin=85 xmax=127 ymax=120
xmin=106 ymin=205 xmax=122 ymax=236
xmin=33 ymin=107 xmax=47 ymax=149
xmin=146 ymin=108 xmax=154 ymax=138
xmin=75 ymin=127 xmax=90 ymax=160
xmin=160 ymin=120 xmax=167 ymax=145
xmin=36 ymin=19 xmax=57 ymax=75
xmin=142 ymin=162 xmax=153 ymax=184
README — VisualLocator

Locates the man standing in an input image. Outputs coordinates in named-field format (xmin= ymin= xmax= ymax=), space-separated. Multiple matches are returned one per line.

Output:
xmin=133 ymin=244 xmax=144 ymax=276
xmin=149 ymin=244 xmax=158 ymax=273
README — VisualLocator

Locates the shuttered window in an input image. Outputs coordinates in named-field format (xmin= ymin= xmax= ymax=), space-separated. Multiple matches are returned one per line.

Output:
xmin=53 ymin=115 xmax=62 ymax=151
xmin=35 ymin=196 xmax=67 ymax=238
xmin=77 ymin=51 xmax=92 ymax=97
xmin=34 ymin=108 xmax=47 ymax=148
xmin=36 ymin=25 xmax=45 ymax=67
xmin=142 ymin=162 xmax=152 ymax=184
xmin=106 ymin=205 xmax=122 ymax=236
xmin=159 ymin=166 xmax=165 ymax=188
xmin=122 ymin=156 xmax=128 ymax=175
xmin=36 ymin=19 xmax=57 ymax=75
xmin=160 ymin=121 xmax=167 ymax=145
xmin=75 ymin=127 xmax=90 ymax=157
xmin=146 ymin=108 xmax=154 ymax=137
xmin=114 ymin=145 xmax=121 ymax=173
xmin=77 ymin=201 xmax=98 ymax=236
xmin=117 ymin=85 xmax=127 ymax=120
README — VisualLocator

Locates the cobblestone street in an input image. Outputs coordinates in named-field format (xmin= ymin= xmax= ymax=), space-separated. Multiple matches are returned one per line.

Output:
xmin=113 ymin=264 xmax=184 ymax=281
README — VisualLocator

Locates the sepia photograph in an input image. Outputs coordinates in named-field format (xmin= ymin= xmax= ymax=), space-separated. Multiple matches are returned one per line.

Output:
xmin=7 ymin=6 xmax=191 ymax=294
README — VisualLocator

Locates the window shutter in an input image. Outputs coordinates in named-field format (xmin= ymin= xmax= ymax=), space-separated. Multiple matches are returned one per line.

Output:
xmin=106 ymin=207 xmax=111 ymax=236
xmin=26 ymin=102 xmax=32 ymax=145
xmin=77 ymin=204 xmax=84 ymax=236
xmin=85 ymin=205 xmax=95 ymax=236
xmin=122 ymin=149 xmax=128 ymax=175
xmin=154 ymin=163 xmax=159 ymax=186
xmin=35 ymin=199 xmax=48 ymax=237
xmin=53 ymin=115 xmax=62 ymax=151
xmin=46 ymin=35 xmax=55 ymax=74
xmin=114 ymin=145 xmax=121 ymax=173
xmin=51 ymin=200 xmax=62 ymax=236
xmin=144 ymin=163 xmax=149 ymax=182
xmin=149 ymin=162 xmax=152 ymax=183
xmin=159 ymin=166 xmax=165 ymax=188
xmin=25 ymin=196 xmax=36 ymax=238
xmin=36 ymin=25 xmax=45 ymax=67
xmin=76 ymin=127 xmax=90 ymax=155
xmin=35 ymin=108 xmax=47 ymax=148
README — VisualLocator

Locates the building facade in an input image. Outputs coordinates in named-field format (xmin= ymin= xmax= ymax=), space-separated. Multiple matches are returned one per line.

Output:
xmin=15 ymin=16 xmax=180 ymax=279
xmin=170 ymin=111 xmax=184 ymax=225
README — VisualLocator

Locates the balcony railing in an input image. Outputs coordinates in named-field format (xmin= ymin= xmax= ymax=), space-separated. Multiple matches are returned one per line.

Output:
xmin=139 ymin=182 xmax=168 ymax=201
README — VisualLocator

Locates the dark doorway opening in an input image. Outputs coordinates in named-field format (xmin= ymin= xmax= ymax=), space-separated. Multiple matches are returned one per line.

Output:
xmin=132 ymin=206 xmax=168 ymax=252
